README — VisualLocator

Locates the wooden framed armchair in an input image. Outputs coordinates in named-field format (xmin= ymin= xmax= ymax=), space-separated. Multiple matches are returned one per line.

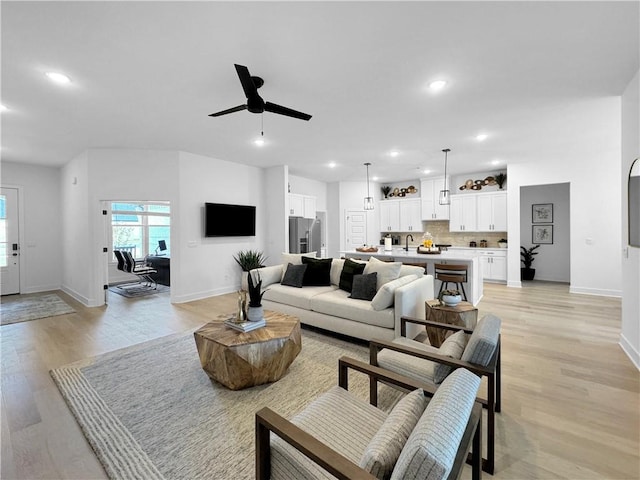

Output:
xmin=369 ymin=315 xmax=501 ymax=475
xmin=256 ymin=358 xmax=483 ymax=480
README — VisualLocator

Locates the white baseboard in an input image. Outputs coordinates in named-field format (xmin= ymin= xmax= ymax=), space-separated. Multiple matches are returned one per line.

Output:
xmin=60 ymin=285 xmax=102 ymax=307
xmin=21 ymin=284 xmax=62 ymax=294
xmin=569 ymin=285 xmax=622 ymax=297
xmin=619 ymin=334 xmax=640 ymax=371
xmin=171 ymin=285 xmax=239 ymax=304
xmin=507 ymin=280 xmax=522 ymax=288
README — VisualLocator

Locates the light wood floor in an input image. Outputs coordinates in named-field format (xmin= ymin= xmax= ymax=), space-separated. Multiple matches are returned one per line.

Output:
xmin=1 ymin=283 xmax=638 ymax=479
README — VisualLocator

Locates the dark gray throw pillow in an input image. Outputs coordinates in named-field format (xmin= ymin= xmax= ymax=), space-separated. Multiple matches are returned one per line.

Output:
xmin=301 ymin=256 xmax=332 ymax=286
xmin=349 ymin=272 xmax=378 ymax=301
xmin=282 ymin=263 xmax=307 ymax=288
xmin=339 ymin=258 xmax=366 ymax=292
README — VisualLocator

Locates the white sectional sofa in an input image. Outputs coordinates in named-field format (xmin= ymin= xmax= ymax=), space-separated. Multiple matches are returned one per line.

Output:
xmin=250 ymin=256 xmax=433 ymax=341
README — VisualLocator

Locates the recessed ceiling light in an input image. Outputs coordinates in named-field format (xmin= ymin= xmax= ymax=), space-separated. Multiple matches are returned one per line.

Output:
xmin=328 ymin=161 xmax=337 ymax=168
xmin=491 ymin=159 xmax=501 ymax=165
xmin=372 ymin=176 xmax=379 ymax=182
xmin=253 ymin=137 xmax=265 ymax=147
xmin=0 ymin=104 xmax=7 ymax=112
xmin=423 ymin=169 xmax=431 ymax=175
xmin=476 ymin=133 xmax=489 ymax=142
xmin=428 ymin=80 xmax=447 ymax=91
xmin=45 ymin=72 xmax=71 ymax=84
xmin=389 ymin=150 xmax=399 ymax=158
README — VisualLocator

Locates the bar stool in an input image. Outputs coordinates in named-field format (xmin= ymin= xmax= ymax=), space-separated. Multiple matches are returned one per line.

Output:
xmin=434 ymin=263 xmax=468 ymax=301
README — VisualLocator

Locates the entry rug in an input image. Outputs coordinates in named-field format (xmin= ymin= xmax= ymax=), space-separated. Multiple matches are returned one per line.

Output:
xmin=0 ymin=293 xmax=75 ymax=326
xmin=51 ymin=329 xmax=402 ymax=479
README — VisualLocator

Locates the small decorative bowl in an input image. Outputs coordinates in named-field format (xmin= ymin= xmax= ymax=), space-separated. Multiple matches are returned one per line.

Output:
xmin=441 ymin=294 xmax=462 ymax=307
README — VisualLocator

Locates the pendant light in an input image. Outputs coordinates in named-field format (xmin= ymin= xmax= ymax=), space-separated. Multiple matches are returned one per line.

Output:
xmin=364 ymin=162 xmax=374 ymax=210
xmin=439 ymin=148 xmax=451 ymax=205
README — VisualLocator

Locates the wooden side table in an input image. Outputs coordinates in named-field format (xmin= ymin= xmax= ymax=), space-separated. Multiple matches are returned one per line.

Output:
xmin=425 ymin=300 xmax=478 ymax=347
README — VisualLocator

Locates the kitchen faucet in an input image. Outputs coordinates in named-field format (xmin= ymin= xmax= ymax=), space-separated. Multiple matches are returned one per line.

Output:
xmin=405 ymin=234 xmax=414 ymax=251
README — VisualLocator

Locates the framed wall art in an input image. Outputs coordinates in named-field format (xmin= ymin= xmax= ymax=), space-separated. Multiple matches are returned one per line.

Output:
xmin=532 ymin=224 xmax=553 ymax=244
xmin=532 ymin=203 xmax=553 ymax=223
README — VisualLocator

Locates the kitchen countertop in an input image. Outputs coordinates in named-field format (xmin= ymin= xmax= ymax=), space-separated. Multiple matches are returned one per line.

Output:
xmin=342 ymin=248 xmax=482 ymax=261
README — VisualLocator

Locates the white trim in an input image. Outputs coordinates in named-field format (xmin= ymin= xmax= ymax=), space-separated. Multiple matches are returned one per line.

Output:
xmin=1 ymin=183 xmax=25 ymax=294
xmin=171 ymin=285 xmax=238 ymax=304
xmin=569 ymin=286 xmax=622 ymax=297
xmin=61 ymin=284 xmax=102 ymax=307
xmin=507 ymin=280 xmax=522 ymax=288
xmin=21 ymin=284 xmax=62 ymax=294
xmin=619 ymin=334 xmax=640 ymax=371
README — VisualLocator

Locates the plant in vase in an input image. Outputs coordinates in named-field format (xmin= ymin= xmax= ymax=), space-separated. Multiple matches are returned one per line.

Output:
xmin=438 ymin=289 xmax=462 ymax=307
xmin=246 ymin=271 xmax=265 ymax=321
xmin=498 ymin=238 xmax=508 ymax=248
xmin=233 ymin=250 xmax=267 ymax=290
xmin=495 ymin=172 xmax=507 ymax=189
xmin=520 ymin=245 xmax=540 ymax=281
xmin=381 ymin=185 xmax=391 ymax=199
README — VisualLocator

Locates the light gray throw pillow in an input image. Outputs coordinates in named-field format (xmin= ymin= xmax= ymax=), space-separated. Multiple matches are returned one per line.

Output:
xmin=363 ymin=257 xmax=402 ymax=290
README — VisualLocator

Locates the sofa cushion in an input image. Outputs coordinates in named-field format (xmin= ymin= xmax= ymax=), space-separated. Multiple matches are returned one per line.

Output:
xmin=339 ymin=258 xmax=367 ymax=292
xmin=433 ymin=330 xmax=468 ymax=384
xmin=310 ymin=288 xmax=396 ymax=329
xmin=399 ymin=264 xmax=425 ymax=278
xmin=281 ymin=263 xmax=307 ymax=288
xmin=264 ymin=283 xmax=337 ymax=310
xmin=330 ymin=258 xmax=345 ymax=286
xmin=302 ymin=257 xmax=332 ymax=286
xmin=377 ymin=337 xmax=438 ymax=384
xmin=350 ymin=273 xmax=378 ymax=301
xmin=371 ymin=274 xmax=419 ymax=311
xmin=363 ymin=257 xmax=402 ymax=290
xmin=280 ymin=252 xmax=317 ymax=280
xmin=359 ymin=389 xmax=428 ymax=480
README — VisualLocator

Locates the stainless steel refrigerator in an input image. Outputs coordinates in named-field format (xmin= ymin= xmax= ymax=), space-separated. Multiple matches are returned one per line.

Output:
xmin=289 ymin=217 xmax=322 ymax=255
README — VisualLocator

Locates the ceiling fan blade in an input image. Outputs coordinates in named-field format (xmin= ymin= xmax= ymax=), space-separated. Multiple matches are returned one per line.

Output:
xmin=208 ymin=104 xmax=247 ymax=117
xmin=235 ymin=64 xmax=258 ymax=99
xmin=264 ymin=102 xmax=312 ymax=121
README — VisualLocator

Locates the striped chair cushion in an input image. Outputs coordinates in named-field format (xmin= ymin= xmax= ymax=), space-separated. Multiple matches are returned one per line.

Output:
xmin=270 ymin=386 xmax=387 ymax=480
xmin=461 ymin=313 xmax=501 ymax=367
xmin=359 ymin=390 xmax=428 ymax=479
xmin=376 ymin=337 xmax=438 ymax=384
xmin=433 ymin=330 xmax=468 ymax=384
xmin=390 ymin=369 xmax=481 ymax=480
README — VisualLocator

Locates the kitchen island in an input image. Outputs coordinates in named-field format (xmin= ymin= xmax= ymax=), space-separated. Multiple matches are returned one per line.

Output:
xmin=341 ymin=248 xmax=483 ymax=306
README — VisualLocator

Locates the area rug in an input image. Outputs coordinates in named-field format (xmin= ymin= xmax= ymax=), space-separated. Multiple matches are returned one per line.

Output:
xmin=0 ymin=293 xmax=75 ymax=326
xmin=108 ymin=284 xmax=170 ymax=298
xmin=51 ymin=329 xmax=402 ymax=479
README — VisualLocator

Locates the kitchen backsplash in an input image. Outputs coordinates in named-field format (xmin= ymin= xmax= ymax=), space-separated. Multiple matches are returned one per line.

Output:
xmin=396 ymin=221 xmax=507 ymax=248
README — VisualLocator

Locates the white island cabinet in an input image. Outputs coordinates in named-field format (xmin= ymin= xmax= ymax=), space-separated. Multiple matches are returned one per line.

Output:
xmin=341 ymin=249 xmax=483 ymax=306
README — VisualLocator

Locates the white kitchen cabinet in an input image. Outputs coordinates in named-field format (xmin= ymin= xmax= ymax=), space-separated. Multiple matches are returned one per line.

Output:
xmin=289 ymin=194 xmax=316 ymax=219
xmin=476 ymin=192 xmax=507 ymax=232
xmin=449 ymin=195 xmax=477 ymax=232
xmin=399 ymin=199 xmax=422 ymax=232
xmin=480 ymin=249 xmax=507 ymax=282
xmin=420 ymin=176 xmax=450 ymax=220
xmin=379 ymin=200 xmax=401 ymax=232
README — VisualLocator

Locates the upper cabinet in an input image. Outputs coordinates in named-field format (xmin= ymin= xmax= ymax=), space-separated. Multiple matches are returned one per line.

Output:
xmin=449 ymin=195 xmax=477 ymax=232
xmin=476 ymin=192 xmax=507 ymax=232
xmin=379 ymin=199 xmax=421 ymax=232
xmin=449 ymin=191 xmax=507 ymax=232
xmin=289 ymin=193 xmax=316 ymax=219
xmin=421 ymin=176 xmax=450 ymax=220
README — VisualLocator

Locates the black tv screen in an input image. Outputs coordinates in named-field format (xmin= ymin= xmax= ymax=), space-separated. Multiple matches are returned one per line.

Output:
xmin=205 ymin=203 xmax=256 ymax=237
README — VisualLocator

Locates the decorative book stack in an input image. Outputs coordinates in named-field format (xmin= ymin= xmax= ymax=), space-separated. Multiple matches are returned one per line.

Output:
xmin=224 ymin=318 xmax=266 ymax=332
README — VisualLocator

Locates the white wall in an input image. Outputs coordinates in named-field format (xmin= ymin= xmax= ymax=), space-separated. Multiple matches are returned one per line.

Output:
xmin=621 ymin=69 xmax=640 ymax=369
xmin=327 ymin=182 xmax=341 ymax=258
xmin=1 ymin=162 xmax=62 ymax=293
xmin=520 ymin=183 xmax=570 ymax=282
xmin=175 ymin=151 xmax=265 ymax=302
xmin=289 ymin=174 xmax=327 ymax=212
xmin=506 ymin=97 xmax=622 ymax=297
xmin=264 ymin=166 xmax=288 ymax=266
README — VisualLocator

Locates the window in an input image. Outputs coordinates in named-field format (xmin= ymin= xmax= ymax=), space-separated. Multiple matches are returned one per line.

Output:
xmin=111 ymin=202 xmax=170 ymax=260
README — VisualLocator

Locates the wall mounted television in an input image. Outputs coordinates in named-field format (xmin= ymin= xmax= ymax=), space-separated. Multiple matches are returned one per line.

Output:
xmin=204 ymin=202 xmax=256 ymax=237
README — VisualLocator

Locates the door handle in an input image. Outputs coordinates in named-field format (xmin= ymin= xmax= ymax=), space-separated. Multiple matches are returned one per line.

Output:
xmin=12 ymin=253 xmax=18 ymax=256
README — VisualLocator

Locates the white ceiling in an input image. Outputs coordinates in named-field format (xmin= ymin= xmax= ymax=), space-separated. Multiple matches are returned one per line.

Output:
xmin=1 ymin=1 xmax=638 ymax=183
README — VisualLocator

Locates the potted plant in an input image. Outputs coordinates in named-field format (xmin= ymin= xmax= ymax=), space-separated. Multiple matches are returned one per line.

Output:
xmin=233 ymin=250 xmax=267 ymax=290
xmin=438 ymin=289 xmax=462 ymax=307
xmin=498 ymin=238 xmax=508 ymax=248
xmin=381 ymin=185 xmax=391 ymax=199
xmin=520 ymin=245 xmax=540 ymax=281
xmin=246 ymin=271 xmax=265 ymax=321
xmin=495 ymin=172 xmax=507 ymax=189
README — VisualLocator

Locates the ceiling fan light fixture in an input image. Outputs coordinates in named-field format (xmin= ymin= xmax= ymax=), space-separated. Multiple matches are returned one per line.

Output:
xmin=364 ymin=162 xmax=374 ymax=211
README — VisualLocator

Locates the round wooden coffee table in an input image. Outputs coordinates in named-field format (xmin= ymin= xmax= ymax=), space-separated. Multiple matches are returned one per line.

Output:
xmin=193 ymin=310 xmax=301 ymax=390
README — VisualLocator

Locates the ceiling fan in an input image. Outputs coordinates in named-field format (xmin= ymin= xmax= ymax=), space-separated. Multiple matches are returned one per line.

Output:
xmin=209 ymin=64 xmax=312 ymax=121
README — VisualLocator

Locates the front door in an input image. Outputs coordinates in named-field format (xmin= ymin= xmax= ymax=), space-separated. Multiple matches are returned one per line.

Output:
xmin=0 ymin=187 xmax=20 ymax=295
xmin=345 ymin=210 xmax=367 ymax=251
